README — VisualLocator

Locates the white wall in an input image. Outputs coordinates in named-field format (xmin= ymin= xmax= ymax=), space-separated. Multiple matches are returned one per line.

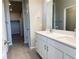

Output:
xmin=10 ymin=12 xmax=21 ymax=20
xmin=29 ymin=0 xmax=43 ymax=47
xmin=2 ymin=0 xmax=8 ymax=59
xmin=4 ymin=0 xmax=12 ymax=46
xmin=42 ymin=0 xmax=53 ymax=30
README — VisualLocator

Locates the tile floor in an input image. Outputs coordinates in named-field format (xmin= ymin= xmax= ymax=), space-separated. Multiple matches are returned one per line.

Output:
xmin=8 ymin=34 xmax=42 ymax=59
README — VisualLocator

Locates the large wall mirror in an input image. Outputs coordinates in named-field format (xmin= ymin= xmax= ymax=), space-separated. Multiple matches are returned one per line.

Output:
xmin=52 ymin=0 xmax=76 ymax=31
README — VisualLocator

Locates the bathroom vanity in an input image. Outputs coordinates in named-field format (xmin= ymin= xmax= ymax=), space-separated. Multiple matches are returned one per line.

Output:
xmin=35 ymin=30 xmax=76 ymax=59
xmin=36 ymin=0 xmax=76 ymax=59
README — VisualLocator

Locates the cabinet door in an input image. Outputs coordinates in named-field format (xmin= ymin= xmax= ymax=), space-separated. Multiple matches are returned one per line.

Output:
xmin=36 ymin=38 xmax=41 ymax=55
xmin=35 ymin=37 xmax=39 ymax=53
xmin=41 ymin=40 xmax=47 ymax=59
xmin=48 ymin=45 xmax=63 ymax=59
xmin=64 ymin=54 xmax=75 ymax=59
xmin=39 ymin=39 xmax=43 ymax=55
xmin=35 ymin=35 xmax=47 ymax=58
xmin=35 ymin=35 xmax=41 ymax=54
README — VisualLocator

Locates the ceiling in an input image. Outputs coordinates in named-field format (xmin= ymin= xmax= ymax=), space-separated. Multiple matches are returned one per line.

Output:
xmin=9 ymin=1 xmax=22 ymax=13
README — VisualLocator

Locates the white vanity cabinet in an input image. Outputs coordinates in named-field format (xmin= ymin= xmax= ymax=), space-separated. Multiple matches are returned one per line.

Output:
xmin=36 ymin=34 xmax=48 ymax=59
xmin=41 ymin=40 xmax=47 ymax=59
xmin=35 ymin=33 xmax=76 ymax=59
xmin=35 ymin=34 xmax=42 ymax=55
xmin=64 ymin=54 xmax=75 ymax=59
xmin=48 ymin=44 xmax=63 ymax=59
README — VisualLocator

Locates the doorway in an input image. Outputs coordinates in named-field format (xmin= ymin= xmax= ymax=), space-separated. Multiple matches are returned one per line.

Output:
xmin=8 ymin=0 xmax=30 ymax=47
xmin=9 ymin=1 xmax=24 ymax=46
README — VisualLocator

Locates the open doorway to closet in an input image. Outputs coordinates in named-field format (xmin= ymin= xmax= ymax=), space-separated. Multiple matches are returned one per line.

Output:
xmin=9 ymin=1 xmax=24 ymax=46
xmin=8 ymin=0 xmax=30 ymax=47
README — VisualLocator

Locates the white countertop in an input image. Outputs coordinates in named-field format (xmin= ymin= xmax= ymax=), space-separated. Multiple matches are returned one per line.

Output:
xmin=36 ymin=31 xmax=76 ymax=48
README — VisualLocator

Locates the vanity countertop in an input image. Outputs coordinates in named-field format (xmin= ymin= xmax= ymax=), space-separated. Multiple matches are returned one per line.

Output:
xmin=36 ymin=31 xmax=76 ymax=48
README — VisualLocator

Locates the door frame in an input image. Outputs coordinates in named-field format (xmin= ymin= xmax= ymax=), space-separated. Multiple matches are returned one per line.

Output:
xmin=4 ymin=0 xmax=13 ymax=46
xmin=4 ymin=0 xmax=31 ymax=47
xmin=2 ymin=0 xmax=9 ymax=59
xmin=52 ymin=2 xmax=56 ymax=29
xmin=22 ymin=0 xmax=31 ymax=47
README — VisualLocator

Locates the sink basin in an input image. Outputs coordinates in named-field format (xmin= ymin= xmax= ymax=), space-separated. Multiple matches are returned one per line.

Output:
xmin=39 ymin=31 xmax=75 ymax=41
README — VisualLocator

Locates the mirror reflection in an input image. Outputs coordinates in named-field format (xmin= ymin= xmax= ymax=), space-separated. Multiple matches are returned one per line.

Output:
xmin=52 ymin=0 xmax=76 ymax=31
xmin=65 ymin=6 xmax=76 ymax=31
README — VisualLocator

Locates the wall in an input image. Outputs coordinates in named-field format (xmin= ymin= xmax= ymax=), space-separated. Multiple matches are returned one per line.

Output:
xmin=20 ymin=14 xmax=24 ymax=36
xmin=4 ymin=0 xmax=12 ymax=46
xmin=10 ymin=12 xmax=21 ymax=20
xmin=29 ymin=0 xmax=43 ymax=47
xmin=42 ymin=0 xmax=53 ymax=30
xmin=2 ymin=0 xmax=8 ymax=59
xmin=55 ymin=0 xmax=76 ymax=30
